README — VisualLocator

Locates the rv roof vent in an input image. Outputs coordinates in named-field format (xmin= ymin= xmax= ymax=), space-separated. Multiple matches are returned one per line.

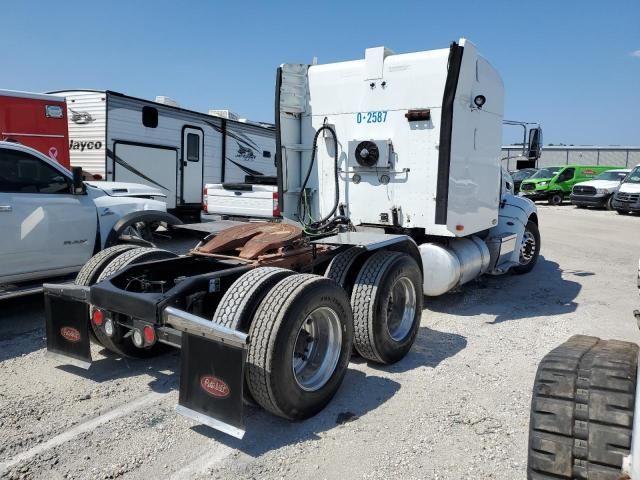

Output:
xmin=208 ymin=109 xmax=240 ymax=121
xmin=155 ymin=96 xmax=180 ymax=107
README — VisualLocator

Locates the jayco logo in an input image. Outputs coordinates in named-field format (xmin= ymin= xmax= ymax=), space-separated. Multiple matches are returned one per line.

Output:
xmin=69 ymin=140 xmax=103 ymax=151
xmin=69 ymin=109 xmax=95 ymax=124
xmin=236 ymin=145 xmax=256 ymax=161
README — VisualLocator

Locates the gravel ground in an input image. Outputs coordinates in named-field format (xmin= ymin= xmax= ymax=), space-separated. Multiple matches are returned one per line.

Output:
xmin=1 ymin=205 xmax=639 ymax=480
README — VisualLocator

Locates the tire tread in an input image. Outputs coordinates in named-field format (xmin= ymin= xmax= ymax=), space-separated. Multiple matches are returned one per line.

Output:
xmin=528 ymin=335 xmax=638 ymax=479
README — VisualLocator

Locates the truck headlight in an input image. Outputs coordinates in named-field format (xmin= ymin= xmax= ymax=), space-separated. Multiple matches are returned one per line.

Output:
xmin=596 ymin=188 xmax=610 ymax=195
xmin=537 ymin=181 xmax=548 ymax=187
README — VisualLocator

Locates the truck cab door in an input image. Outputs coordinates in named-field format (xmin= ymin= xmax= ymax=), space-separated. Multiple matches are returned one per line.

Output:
xmin=0 ymin=146 xmax=96 ymax=282
xmin=181 ymin=128 xmax=203 ymax=205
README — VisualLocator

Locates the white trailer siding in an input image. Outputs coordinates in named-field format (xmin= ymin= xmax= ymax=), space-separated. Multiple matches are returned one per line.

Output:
xmin=50 ymin=90 xmax=107 ymax=177
xmin=50 ymin=90 xmax=275 ymax=216
xmin=106 ymin=93 xmax=224 ymax=209
xmin=224 ymin=122 xmax=277 ymax=184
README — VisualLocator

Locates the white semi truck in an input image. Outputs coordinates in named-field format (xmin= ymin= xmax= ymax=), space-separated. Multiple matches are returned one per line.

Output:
xmin=43 ymin=38 xmax=541 ymax=439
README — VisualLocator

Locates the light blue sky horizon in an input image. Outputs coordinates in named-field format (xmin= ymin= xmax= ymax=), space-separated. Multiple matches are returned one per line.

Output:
xmin=2 ymin=0 xmax=638 ymax=145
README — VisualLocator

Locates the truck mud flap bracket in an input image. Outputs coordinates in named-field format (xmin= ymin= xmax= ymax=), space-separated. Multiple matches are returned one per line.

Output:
xmin=163 ymin=306 xmax=249 ymax=439
xmin=43 ymin=283 xmax=92 ymax=369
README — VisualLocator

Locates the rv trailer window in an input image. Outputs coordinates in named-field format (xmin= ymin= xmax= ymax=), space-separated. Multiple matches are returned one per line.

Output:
xmin=186 ymin=133 xmax=200 ymax=162
xmin=263 ymin=151 xmax=271 ymax=158
xmin=142 ymin=106 xmax=159 ymax=128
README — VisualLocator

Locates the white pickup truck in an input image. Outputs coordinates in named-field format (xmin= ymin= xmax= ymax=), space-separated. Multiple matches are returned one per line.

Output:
xmin=203 ymin=179 xmax=279 ymax=220
xmin=0 ymin=141 xmax=181 ymax=298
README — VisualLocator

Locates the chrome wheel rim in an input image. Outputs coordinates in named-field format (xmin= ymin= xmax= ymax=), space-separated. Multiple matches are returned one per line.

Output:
xmin=386 ymin=277 xmax=417 ymax=342
xmin=292 ymin=307 xmax=342 ymax=392
xmin=519 ymin=230 xmax=536 ymax=265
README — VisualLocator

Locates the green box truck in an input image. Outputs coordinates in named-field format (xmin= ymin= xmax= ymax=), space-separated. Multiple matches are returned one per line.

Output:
xmin=519 ymin=165 xmax=618 ymax=205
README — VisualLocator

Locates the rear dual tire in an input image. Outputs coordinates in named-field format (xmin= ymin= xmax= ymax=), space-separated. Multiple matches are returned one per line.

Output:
xmin=351 ymin=251 xmax=423 ymax=364
xmin=243 ymin=274 xmax=354 ymax=420
xmin=76 ymin=246 xmax=177 ymax=358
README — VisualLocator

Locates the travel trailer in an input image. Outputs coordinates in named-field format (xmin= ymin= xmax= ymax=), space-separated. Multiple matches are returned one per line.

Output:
xmin=49 ymin=90 xmax=276 ymax=218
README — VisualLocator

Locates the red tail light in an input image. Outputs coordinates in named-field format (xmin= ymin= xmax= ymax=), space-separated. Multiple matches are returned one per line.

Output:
xmin=202 ymin=186 xmax=208 ymax=213
xmin=92 ymin=309 xmax=104 ymax=326
xmin=143 ymin=325 xmax=156 ymax=344
xmin=272 ymin=191 xmax=280 ymax=217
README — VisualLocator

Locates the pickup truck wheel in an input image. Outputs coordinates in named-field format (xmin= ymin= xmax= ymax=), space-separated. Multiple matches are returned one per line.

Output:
xmin=92 ymin=247 xmax=178 ymax=358
xmin=512 ymin=221 xmax=541 ymax=274
xmin=351 ymin=251 xmax=423 ymax=364
xmin=528 ymin=335 xmax=638 ymax=479
xmin=74 ymin=245 xmax=139 ymax=343
xmin=324 ymin=247 xmax=367 ymax=295
xmin=605 ymin=195 xmax=614 ymax=211
xmin=549 ymin=193 xmax=563 ymax=206
xmin=105 ymin=211 xmax=183 ymax=248
xmin=246 ymin=274 xmax=353 ymax=420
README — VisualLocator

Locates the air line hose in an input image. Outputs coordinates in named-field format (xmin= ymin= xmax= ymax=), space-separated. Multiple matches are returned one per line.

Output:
xmin=298 ymin=123 xmax=347 ymax=234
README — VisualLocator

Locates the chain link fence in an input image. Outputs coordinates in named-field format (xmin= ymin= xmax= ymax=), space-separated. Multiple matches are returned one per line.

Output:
xmin=502 ymin=146 xmax=640 ymax=171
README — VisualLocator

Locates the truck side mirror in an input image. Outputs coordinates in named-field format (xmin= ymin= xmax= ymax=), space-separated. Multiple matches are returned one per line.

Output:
xmin=527 ymin=128 xmax=543 ymax=161
xmin=72 ymin=166 xmax=85 ymax=194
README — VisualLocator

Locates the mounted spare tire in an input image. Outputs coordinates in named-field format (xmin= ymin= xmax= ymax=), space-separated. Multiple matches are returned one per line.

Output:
xmin=91 ymin=247 xmax=178 ymax=358
xmin=528 ymin=335 xmax=638 ymax=479
xmin=246 ymin=274 xmax=353 ymax=420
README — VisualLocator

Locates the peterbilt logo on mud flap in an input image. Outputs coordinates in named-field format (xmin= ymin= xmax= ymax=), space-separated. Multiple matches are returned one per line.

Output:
xmin=236 ymin=145 xmax=256 ymax=161
xmin=60 ymin=327 xmax=81 ymax=343
xmin=200 ymin=375 xmax=230 ymax=398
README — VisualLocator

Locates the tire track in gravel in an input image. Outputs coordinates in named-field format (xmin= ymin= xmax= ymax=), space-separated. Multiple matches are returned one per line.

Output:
xmin=0 ymin=391 xmax=167 ymax=476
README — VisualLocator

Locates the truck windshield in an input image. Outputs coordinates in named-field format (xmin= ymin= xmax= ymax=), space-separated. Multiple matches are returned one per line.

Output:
xmin=623 ymin=167 xmax=640 ymax=184
xmin=595 ymin=171 xmax=628 ymax=181
xmin=530 ymin=167 xmax=561 ymax=179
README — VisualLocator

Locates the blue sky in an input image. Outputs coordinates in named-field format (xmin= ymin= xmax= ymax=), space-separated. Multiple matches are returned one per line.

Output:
xmin=2 ymin=0 xmax=638 ymax=145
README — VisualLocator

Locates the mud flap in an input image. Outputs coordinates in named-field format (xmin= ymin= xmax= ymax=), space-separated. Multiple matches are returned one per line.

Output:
xmin=163 ymin=307 xmax=249 ymax=439
xmin=43 ymin=283 xmax=92 ymax=369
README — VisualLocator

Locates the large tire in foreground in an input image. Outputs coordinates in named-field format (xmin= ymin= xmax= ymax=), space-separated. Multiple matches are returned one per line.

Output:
xmin=92 ymin=247 xmax=178 ymax=358
xmin=512 ymin=220 xmax=541 ymax=275
xmin=351 ymin=251 xmax=423 ymax=364
xmin=528 ymin=335 xmax=638 ymax=479
xmin=246 ymin=274 xmax=353 ymax=420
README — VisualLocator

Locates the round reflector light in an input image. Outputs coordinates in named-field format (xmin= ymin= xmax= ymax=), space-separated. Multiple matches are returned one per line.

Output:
xmin=143 ymin=325 xmax=156 ymax=344
xmin=92 ymin=309 xmax=104 ymax=326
